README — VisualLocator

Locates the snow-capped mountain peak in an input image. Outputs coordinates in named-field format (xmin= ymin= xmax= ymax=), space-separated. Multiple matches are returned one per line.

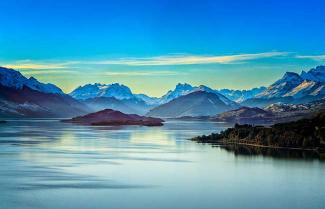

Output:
xmin=255 ymin=66 xmax=325 ymax=100
xmin=69 ymin=83 xmax=134 ymax=100
xmin=0 ymin=66 xmax=64 ymax=94
xmin=159 ymin=83 xmax=195 ymax=103
xmin=196 ymin=85 xmax=214 ymax=92
xmin=134 ymin=94 xmax=160 ymax=105
xmin=301 ymin=65 xmax=325 ymax=83
xmin=256 ymin=71 xmax=304 ymax=98
xmin=159 ymin=83 xmax=239 ymax=107
xmin=284 ymin=80 xmax=325 ymax=98
xmin=100 ymin=83 xmax=133 ymax=99
xmin=274 ymin=72 xmax=303 ymax=86
xmin=217 ymin=87 xmax=267 ymax=102
xmin=175 ymin=83 xmax=193 ymax=90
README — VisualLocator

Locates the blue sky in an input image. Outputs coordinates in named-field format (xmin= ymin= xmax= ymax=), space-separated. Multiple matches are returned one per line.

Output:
xmin=0 ymin=0 xmax=325 ymax=96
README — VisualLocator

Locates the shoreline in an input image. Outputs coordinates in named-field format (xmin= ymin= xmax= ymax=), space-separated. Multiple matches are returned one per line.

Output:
xmin=190 ymin=112 xmax=325 ymax=154
xmin=206 ymin=140 xmax=323 ymax=152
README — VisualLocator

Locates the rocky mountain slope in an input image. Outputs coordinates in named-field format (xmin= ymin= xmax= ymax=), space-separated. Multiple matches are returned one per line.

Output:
xmin=0 ymin=67 xmax=63 ymax=94
xmin=243 ymin=66 xmax=325 ymax=107
xmin=147 ymin=91 xmax=240 ymax=118
xmin=0 ymin=67 xmax=89 ymax=118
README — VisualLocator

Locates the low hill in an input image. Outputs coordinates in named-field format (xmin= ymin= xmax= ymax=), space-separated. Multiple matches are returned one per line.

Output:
xmin=62 ymin=109 xmax=164 ymax=126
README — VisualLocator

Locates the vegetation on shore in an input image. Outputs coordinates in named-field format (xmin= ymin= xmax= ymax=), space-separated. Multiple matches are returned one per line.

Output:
xmin=191 ymin=112 xmax=325 ymax=151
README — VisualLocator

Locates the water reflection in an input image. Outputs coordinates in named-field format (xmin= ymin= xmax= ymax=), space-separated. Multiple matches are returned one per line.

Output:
xmin=217 ymin=144 xmax=324 ymax=160
xmin=0 ymin=119 xmax=325 ymax=209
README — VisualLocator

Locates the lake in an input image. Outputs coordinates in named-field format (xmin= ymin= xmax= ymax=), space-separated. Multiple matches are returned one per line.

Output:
xmin=0 ymin=119 xmax=324 ymax=209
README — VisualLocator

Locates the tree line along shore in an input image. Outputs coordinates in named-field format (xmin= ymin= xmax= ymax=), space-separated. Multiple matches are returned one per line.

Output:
xmin=191 ymin=112 xmax=325 ymax=152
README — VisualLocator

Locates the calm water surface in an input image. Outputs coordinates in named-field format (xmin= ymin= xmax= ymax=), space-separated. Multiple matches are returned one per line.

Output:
xmin=0 ymin=119 xmax=324 ymax=209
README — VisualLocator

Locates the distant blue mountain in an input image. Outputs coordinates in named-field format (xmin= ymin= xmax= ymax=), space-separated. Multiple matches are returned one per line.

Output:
xmin=159 ymin=83 xmax=241 ymax=106
xmin=147 ymin=91 xmax=240 ymax=118
xmin=69 ymin=65 xmax=325 ymax=113
xmin=2 ymin=65 xmax=323 ymax=117
xmin=256 ymin=66 xmax=325 ymax=99
xmin=242 ymin=66 xmax=325 ymax=107
xmin=300 ymin=66 xmax=325 ymax=83
xmin=0 ymin=67 xmax=64 ymax=94
xmin=69 ymin=83 xmax=158 ymax=115
xmin=0 ymin=67 xmax=88 ymax=117
xmin=69 ymin=83 xmax=134 ymax=100
xmin=217 ymin=87 xmax=266 ymax=102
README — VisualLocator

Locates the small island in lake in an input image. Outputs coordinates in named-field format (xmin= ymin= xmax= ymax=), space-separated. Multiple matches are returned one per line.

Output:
xmin=191 ymin=112 xmax=325 ymax=151
xmin=62 ymin=109 xmax=164 ymax=126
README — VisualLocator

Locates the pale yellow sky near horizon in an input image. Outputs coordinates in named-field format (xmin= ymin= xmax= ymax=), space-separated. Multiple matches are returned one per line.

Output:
xmin=18 ymin=65 xmax=313 ymax=97
xmin=5 ymin=53 xmax=323 ymax=97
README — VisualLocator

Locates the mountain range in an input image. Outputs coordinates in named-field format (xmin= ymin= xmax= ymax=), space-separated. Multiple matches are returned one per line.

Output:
xmin=0 ymin=65 xmax=324 ymax=118
xmin=0 ymin=67 xmax=88 ymax=117
xmin=0 ymin=67 xmax=63 ymax=94
xmin=189 ymin=98 xmax=325 ymax=124
xmin=68 ymin=82 xmax=263 ymax=109
xmin=242 ymin=66 xmax=325 ymax=107
xmin=70 ymin=83 xmax=134 ymax=100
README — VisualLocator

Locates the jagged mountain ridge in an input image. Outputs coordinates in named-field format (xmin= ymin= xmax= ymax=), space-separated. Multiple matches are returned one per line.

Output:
xmin=69 ymin=83 xmax=134 ymax=100
xmin=0 ymin=67 xmax=63 ymax=94
xmin=69 ymin=82 xmax=259 ymax=107
xmin=217 ymin=87 xmax=266 ymax=102
xmin=243 ymin=66 xmax=325 ymax=107
xmin=257 ymin=66 xmax=325 ymax=99
xmin=0 ymin=67 xmax=89 ymax=117
xmin=1 ymin=65 xmax=324 ymax=117
xmin=0 ymin=85 xmax=89 ymax=118
xmin=300 ymin=66 xmax=325 ymax=83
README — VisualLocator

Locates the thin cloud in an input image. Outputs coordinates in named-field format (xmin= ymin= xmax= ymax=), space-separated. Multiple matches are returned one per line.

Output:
xmin=2 ymin=60 xmax=79 ymax=70
xmin=1 ymin=52 xmax=289 ymax=70
xmin=1 ymin=60 xmax=80 ymax=75
xmin=3 ymin=63 xmax=67 ymax=70
xmin=103 ymin=71 xmax=187 ymax=76
xmin=296 ymin=55 xmax=325 ymax=60
xmin=88 ymin=52 xmax=289 ymax=66
xmin=22 ymin=70 xmax=79 ymax=75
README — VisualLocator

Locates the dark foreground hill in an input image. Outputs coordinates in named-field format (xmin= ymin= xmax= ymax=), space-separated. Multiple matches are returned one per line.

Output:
xmin=191 ymin=112 xmax=325 ymax=151
xmin=211 ymin=106 xmax=274 ymax=124
xmin=62 ymin=109 xmax=164 ymax=126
